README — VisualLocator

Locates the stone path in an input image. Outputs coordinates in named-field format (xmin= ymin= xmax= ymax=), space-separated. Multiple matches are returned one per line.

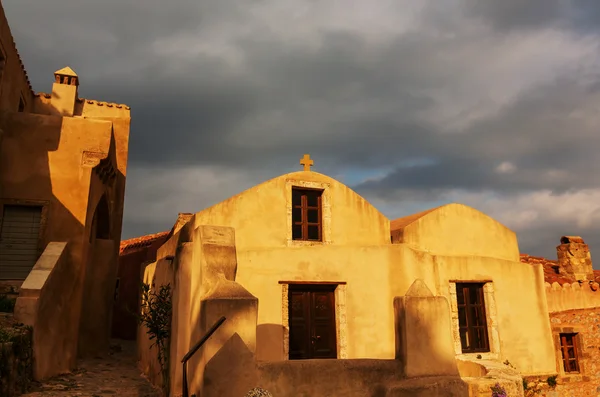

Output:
xmin=21 ymin=340 xmax=162 ymax=397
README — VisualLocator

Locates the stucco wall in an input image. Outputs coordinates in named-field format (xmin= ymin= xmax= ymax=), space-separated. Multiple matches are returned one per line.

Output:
xmin=0 ymin=1 xmax=34 ymax=113
xmin=397 ymin=203 xmax=520 ymax=262
xmin=192 ymin=171 xmax=391 ymax=248
xmin=237 ymin=245 xmax=395 ymax=361
xmin=14 ymin=242 xmax=79 ymax=380
xmin=431 ymin=255 xmax=556 ymax=375
xmin=0 ymin=112 xmax=96 ymax=299
xmin=545 ymin=282 xmax=600 ymax=313
xmin=144 ymin=170 xmax=557 ymax=388
xmin=0 ymin=111 xmax=112 ymax=227
xmin=78 ymin=239 xmax=117 ymax=357
xmin=1 ymin=100 xmax=129 ymax=362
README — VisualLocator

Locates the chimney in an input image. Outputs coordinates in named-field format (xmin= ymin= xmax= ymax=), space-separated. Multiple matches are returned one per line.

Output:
xmin=556 ymin=236 xmax=594 ymax=281
xmin=51 ymin=66 xmax=79 ymax=117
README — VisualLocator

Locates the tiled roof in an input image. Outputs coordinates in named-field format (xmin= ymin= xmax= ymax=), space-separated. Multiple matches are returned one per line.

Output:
xmin=520 ymin=254 xmax=600 ymax=285
xmin=119 ymin=231 xmax=170 ymax=254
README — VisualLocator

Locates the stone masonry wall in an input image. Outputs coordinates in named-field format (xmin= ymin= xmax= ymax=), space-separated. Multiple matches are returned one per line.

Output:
xmin=0 ymin=313 xmax=34 ymax=397
xmin=548 ymin=308 xmax=600 ymax=396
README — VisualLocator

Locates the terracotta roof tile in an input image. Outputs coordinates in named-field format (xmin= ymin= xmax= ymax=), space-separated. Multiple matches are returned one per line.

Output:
xmin=119 ymin=231 xmax=170 ymax=254
xmin=520 ymin=253 xmax=600 ymax=285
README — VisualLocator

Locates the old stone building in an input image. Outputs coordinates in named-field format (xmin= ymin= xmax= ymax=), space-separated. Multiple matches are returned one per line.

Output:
xmin=113 ymin=231 xmax=170 ymax=340
xmin=134 ymin=155 xmax=578 ymax=397
xmin=520 ymin=237 xmax=600 ymax=396
xmin=0 ymin=0 xmax=130 ymax=380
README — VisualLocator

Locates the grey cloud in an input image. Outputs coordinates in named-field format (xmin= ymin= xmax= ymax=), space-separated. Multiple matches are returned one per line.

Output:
xmin=4 ymin=1 xmax=600 ymax=261
xmin=462 ymin=0 xmax=600 ymax=33
xmin=354 ymin=73 xmax=600 ymax=200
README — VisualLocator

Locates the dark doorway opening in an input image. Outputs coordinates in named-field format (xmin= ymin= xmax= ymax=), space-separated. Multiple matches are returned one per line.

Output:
xmin=90 ymin=194 xmax=110 ymax=241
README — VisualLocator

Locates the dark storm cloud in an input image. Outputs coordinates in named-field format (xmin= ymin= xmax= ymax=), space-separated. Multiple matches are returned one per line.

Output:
xmin=462 ymin=0 xmax=600 ymax=33
xmin=9 ymin=0 xmax=598 ymax=178
xmin=355 ymin=76 xmax=600 ymax=198
xmin=4 ymin=0 xmax=600 ymax=259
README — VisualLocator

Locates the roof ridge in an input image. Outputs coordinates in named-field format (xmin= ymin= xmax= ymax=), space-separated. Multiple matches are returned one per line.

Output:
xmin=119 ymin=231 xmax=170 ymax=253
xmin=519 ymin=253 xmax=558 ymax=263
xmin=34 ymin=92 xmax=130 ymax=109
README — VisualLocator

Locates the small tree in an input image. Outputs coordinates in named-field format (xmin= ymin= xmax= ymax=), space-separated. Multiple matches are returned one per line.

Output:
xmin=139 ymin=282 xmax=172 ymax=396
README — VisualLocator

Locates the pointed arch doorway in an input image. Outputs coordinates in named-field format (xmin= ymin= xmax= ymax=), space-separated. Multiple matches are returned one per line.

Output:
xmin=78 ymin=193 xmax=117 ymax=357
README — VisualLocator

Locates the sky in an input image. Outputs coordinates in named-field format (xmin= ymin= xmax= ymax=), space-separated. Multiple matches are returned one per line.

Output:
xmin=4 ymin=0 xmax=600 ymax=262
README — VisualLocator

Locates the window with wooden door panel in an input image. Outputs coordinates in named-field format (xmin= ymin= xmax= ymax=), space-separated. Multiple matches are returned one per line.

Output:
xmin=456 ymin=283 xmax=490 ymax=353
xmin=291 ymin=188 xmax=323 ymax=242
xmin=559 ymin=333 xmax=580 ymax=373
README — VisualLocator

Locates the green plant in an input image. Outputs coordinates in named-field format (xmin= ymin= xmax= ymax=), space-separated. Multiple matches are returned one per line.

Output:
xmin=491 ymin=383 xmax=507 ymax=397
xmin=547 ymin=375 xmax=557 ymax=388
xmin=0 ymin=324 xmax=34 ymax=395
xmin=503 ymin=359 xmax=516 ymax=369
xmin=138 ymin=282 xmax=172 ymax=396
xmin=0 ymin=327 xmax=11 ymax=343
xmin=0 ymin=294 xmax=16 ymax=313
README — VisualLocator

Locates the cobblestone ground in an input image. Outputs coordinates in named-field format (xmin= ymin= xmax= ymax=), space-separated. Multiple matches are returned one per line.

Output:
xmin=21 ymin=340 xmax=162 ymax=397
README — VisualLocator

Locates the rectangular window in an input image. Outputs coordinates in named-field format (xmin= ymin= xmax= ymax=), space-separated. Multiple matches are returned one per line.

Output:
xmin=292 ymin=188 xmax=322 ymax=241
xmin=18 ymin=96 xmax=24 ymax=112
xmin=559 ymin=333 xmax=580 ymax=373
xmin=456 ymin=283 xmax=490 ymax=353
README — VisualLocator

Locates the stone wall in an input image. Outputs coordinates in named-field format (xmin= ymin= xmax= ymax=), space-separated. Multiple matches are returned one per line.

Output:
xmin=548 ymin=307 xmax=600 ymax=396
xmin=0 ymin=314 xmax=34 ymax=397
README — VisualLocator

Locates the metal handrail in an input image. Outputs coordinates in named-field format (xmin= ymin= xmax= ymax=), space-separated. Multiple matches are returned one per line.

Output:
xmin=181 ymin=316 xmax=226 ymax=397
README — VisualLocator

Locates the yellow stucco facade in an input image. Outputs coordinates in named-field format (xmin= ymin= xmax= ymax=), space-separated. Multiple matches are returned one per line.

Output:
xmin=0 ymin=0 xmax=130 ymax=379
xmin=140 ymin=167 xmax=557 ymax=397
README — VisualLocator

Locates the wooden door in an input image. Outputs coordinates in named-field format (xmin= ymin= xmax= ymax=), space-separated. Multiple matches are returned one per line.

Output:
xmin=288 ymin=284 xmax=337 ymax=359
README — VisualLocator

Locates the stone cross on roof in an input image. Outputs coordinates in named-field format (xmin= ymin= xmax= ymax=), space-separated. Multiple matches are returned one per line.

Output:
xmin=300 ymin=154 xmax=313 ymax=171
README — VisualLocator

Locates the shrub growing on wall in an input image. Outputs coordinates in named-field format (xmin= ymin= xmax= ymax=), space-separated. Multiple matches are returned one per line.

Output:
xmin=0 ymin=295 xmax=16 ymax=313
xmin=138 ymin=282 xmax=172 ymax=396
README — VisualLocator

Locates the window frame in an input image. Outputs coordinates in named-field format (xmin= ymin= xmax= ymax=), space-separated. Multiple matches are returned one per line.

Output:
xmin=559 ymin=333 xmax=580 ymax=374
xmin=0 ymin=200 xmax=49 ymax=258
xmin=456 ymin=282 xmax=490 ymax=353
xmin=291 ymin=187 xmax=323 ymax=242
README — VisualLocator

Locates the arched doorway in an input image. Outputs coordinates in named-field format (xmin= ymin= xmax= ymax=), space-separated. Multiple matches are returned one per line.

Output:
xmin=79 ymin=193 xmax=116 ymax=357
xmin=90 ymin=194 xmax=110 ymax=242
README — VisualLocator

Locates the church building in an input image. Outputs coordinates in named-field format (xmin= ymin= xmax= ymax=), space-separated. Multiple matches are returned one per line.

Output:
xmin=138 ymin=155 xmax=567 ymax=397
